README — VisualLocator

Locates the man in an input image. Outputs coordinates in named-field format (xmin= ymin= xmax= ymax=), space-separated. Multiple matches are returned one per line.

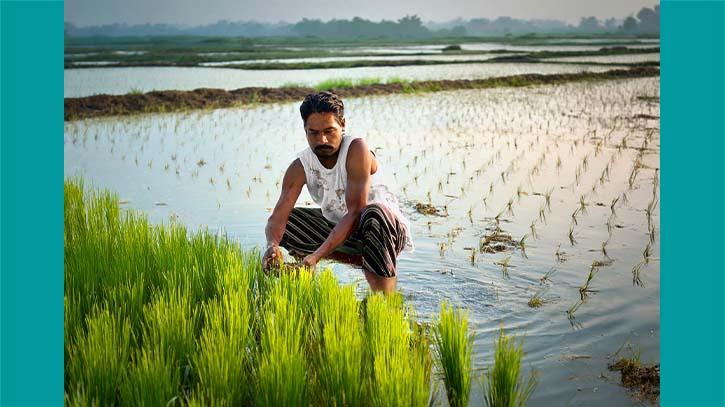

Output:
xmin=262 ymin=91 xmax=413 ymax=293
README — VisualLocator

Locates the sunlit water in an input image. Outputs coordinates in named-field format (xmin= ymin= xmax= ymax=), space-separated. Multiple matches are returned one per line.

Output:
xmin=65 ymin=77 xmax=660 ymax=406
xmin=64 ymin=63 xmax=625 ymax=97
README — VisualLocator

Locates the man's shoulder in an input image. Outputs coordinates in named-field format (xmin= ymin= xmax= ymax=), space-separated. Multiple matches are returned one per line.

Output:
xmin=347 ymin=137 xmax=369 ymax=158
xmin=285 ymin=158 xmax=306 ymax=184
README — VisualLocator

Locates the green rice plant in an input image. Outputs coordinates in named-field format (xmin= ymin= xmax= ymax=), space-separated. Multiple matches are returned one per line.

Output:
xmin=539 ymin=268 xmax=556 ymax=285
xmin=518 ymin=234 xmax=529 ymax=259
xmin=193 ymin=289 xmax=252 ymax=405
xmin=313 ymin=271 xmax=365 ymax=407
xmin=579 ymin=195 xmax=588 ymax=214
xmin=67 ymin=307 xmax=132 ymax=407
xmin=632 ymin=261 xmax=645 ymax=287
xmin=610 ymin=196 xmax=619 ymax=217
xmin=315 ymin=77 xmax=356 ymax=91
xmin=529 ymin=221 xmax=538 ymax=240
xmin=642 ymin=241 xmax=652 ymax=263
xmin=255 ymin=271 xmax=313 ymax=407
xmin=579 ymin=263 xmax=600 ymax=300
xmin=538 ymin=205 xmax=547 ymax=224
xmin=571 ymin=208 xmax=579 ymax=226
xmin=481 ymin=325 xmax=538 ymax=407
xmin=365 ymin=293 xmax=432 ymax=407
xmin=142 ymin=285 xmax=198 ymax=369
xmin=568 ymin=226 xmax=577 ymax=246
xmin=433 ymin=301 xmax=473 ymax=407
xmin=602 ymin=240 xmax=610 ymax=258
xmin=566 ymin=300 xmax=583 ymax=319
xmin=120 ymin=347 xmax=180 ymax=407
xmin=495 ymin=255 xmax=512 ymax=279
xmin=544 ymin=188 xmax=553 ymax=210
xmin=527 ymin=287 xmax=548 ymax=308
xmin=506 ymin=197 xmax=515 ymax=216
xmin=555 ymin=244 xmax=565 ymax=263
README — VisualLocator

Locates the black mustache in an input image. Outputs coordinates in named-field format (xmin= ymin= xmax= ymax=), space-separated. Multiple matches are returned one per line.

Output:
xmin=315 ymin=145 xmax=334 ymax=151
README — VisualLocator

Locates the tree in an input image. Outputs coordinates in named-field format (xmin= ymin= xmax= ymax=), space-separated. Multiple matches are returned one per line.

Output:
xmin=636 ymin=6 xmax=660 ymax=33
xmin=622 ymin=16 xmax=638 ymax=33
xmin=578 ymin=16 xmax=602 ymax=33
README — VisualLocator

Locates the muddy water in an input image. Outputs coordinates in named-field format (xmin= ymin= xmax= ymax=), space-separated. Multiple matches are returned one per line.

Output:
xmin=64 ymin=77 xmax=660 ymax=406
xmin=63 ymin=63 xmax=625 ymax=97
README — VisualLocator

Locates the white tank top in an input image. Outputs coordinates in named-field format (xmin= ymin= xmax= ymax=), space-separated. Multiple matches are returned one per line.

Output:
xmin=297 ymin=134 xmax=414 ymax=253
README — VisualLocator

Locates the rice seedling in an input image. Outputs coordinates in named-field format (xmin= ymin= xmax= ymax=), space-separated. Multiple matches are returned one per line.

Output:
xmin=67 ymin=307 xmax=133 ymax=407
xmin=566 ymin=300 xmax=583 ymax=319
xmin=579 ymin=195 xmax=588 ymax=214
xmin=433 ymin=301 xmax=473 ymax=407
xmin=527 ymin=287 xmax=548 ymax=308
xmin=439 ymin=242 xmax=449 ymax=257
xmin=468 ymin=247 xmax=477 ymax=265
xmin=610 ymin=196 xmax=619 ymax=217
xmin=529 ymin=221 xmax=538 ymax=240
xmin=313 ymin=273 xmax=365 ymax=407
xmin=571 ymin=208 xmax=579 ymax=226
xmin=120 ymin=347 xmax=180 ymax=407
xmin=602 ymin=240 xmax=610 ymax=258
xmin=643 ymin=241 xmax=652 ymax=264
xmin=518 ymin=234 xmax=529 ymax=259
xmin=632 ymin=261 xmax=646 ymax=287
xmin=568 ymin=226 xmax=577 ymax=246
xmin=539 ymin=268 xmax=557 ymax=285
xmin=538 ymin=205 xmax=547 ymax=224
xmin=366 ymin=293 xmax=432 ymax=407
xmin=481 ymin=325 xmax=538 ymax=407
xmin=494 ymin=255 xmax=512 ymax=278
xmin=506 ymin=197 xmax=514 ymax=216
xmin=255 ymin=272 xmax=313 ymax=407
xmin=579 ymin=263 xmax=600 ymax=300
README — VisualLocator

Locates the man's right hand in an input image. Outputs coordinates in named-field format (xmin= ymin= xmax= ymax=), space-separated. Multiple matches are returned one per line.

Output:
xmin=262 ymin=244 xmax=283 ymax=274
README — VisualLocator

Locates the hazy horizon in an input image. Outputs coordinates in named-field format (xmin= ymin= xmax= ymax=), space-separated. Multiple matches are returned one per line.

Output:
xmin=65 ymin=0 xmax=657 ymax=28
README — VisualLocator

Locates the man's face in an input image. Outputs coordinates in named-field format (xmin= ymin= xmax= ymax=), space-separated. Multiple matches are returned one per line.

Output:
xmin=304 ymin=112 xmax=345 ymax=158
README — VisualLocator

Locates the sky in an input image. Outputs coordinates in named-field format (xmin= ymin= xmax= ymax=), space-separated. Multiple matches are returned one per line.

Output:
xmin=65 ymin=0 xmax=656 ymax=27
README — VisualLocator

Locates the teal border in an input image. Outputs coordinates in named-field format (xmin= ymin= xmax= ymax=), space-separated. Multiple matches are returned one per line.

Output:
xmin=1 ymin=1 xmax=63 ymax=405
xmin=662 ymin=1 xmax=724 ymax=406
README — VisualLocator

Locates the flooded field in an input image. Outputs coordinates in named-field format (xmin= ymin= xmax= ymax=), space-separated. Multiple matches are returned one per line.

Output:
xmin=198 ymin=53 xmax=519 ymax=67
xmin=64 ymin=63 xmax=625 ymax=97
xmin=65 ymin=77 xmax=660 ymax=406
xmin=545 ymin=53 xmax=660 ymax=64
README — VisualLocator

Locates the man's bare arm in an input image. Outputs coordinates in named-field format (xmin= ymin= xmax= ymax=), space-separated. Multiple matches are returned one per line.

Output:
xmin=263 ymin=159 xmax=305 ymax=267
xmin=303 ymin=139 xmax=371 ymax=265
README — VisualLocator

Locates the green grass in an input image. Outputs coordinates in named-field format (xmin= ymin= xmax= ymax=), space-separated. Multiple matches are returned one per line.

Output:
xmin=64 ymin=178 xmax=478 ymax=407
xmin=482 ymin=325 xmax=538 ymax=407
xmin=433 ymin=301 xmax=473 ymax=407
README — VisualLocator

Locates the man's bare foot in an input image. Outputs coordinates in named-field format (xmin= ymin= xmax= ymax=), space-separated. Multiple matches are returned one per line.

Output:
xmin=363 ymin=268 xmax=397 ymax=294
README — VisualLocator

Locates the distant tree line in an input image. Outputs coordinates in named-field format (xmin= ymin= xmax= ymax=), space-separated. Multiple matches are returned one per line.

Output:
xmin=64 ymin=4 xmax=659 ymax=38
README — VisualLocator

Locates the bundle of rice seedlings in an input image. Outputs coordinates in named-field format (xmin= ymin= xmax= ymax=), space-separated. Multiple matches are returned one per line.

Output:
xmin=193 ymin=289 xmax=252 ymax=406
xmin=481 ymin=325 xmax=537 ymax=407
xmin=366 ymin=293 xmax=431 ymax=407
xmin=433 ymin=301 xmax=473 ymax=407
xmin=255 ymin=272 xmax=313 ymax=407
xmin=313 ymin=271 xmax=365 ymax=406
xmin=120 ymin=347 xmax=180 ymax=407
xmin=142 ymin=285 xmax=198 ymax=368
xmin=67 ymin=307 xmax=132 ymax=406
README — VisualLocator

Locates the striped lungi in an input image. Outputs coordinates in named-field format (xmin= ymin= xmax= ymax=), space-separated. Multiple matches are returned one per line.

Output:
xmin=279 ymin=203 xmax=408 ymax=278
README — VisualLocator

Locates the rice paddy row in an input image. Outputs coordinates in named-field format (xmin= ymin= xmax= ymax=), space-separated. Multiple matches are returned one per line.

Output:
xmin=63 ymin=67 xmax=659 ymax=121
xmin=64 ymin=178 xmax=536 ymax=406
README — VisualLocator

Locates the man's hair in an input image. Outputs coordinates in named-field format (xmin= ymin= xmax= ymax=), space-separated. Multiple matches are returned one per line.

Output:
xmin=300 ymin=91 xmax=344 ymax=126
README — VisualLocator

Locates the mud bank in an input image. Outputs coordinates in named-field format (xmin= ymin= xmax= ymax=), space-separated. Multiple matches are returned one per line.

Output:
xmin=64 ymin=67 xmax=659 ymax=121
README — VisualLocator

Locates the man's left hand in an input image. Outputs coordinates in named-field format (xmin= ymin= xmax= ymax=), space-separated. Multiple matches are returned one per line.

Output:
xmin=299 ymin=254 xmax=319 ymax=271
